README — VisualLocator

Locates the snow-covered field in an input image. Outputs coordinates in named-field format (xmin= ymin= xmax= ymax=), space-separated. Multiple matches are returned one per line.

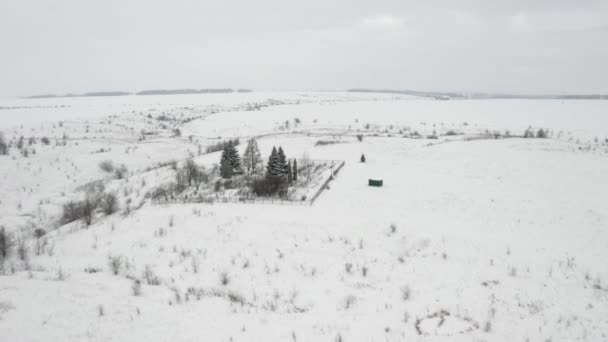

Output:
xmin=1 ymin=92 xmax=607 ymax=341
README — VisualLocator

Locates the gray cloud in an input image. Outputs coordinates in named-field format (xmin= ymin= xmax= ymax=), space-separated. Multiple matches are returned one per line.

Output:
xmin=1 ymin=0 xmax=607 ymax=96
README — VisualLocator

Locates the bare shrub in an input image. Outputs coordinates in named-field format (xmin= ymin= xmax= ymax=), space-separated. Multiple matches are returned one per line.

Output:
xmin=0 ymin=132 xmax=8 ymax=155
xmin=35 ymin=236 xmax=48 ymax=256
xmin=401 ymin=285 xmax=411 ymax=301
xmin=55 ymin=267 xmax=66 ymax=281
xmin=184 ymin=159 xmax=203 ymax=186
xmin=315 ymin=140 xmax=341 ymax=146
xmin=205 ymin=139 xmax=240 ymax=154
xmin=220 ymin=272 xmax=230 ymax=286
xmin=84 ymin=266 xmax=102 ymax=273
xmin=82 ymin=197 xmax=97 ymax=226
xmin=149 ymin=186 xmax=171 ymax=202
xmin=108 ymin=255 xmax=122 ymax=275
xmin=191 ymin=257 xmax=199 ymax=273
xmin=17 ymin=239 xmax=28 ymax=261
xmin=483 ymin=321 xmax=492 ymax=332
xmin=0 ymin=227 xmax=14 ymax=262
xmin=33 ymin=228 xmax=46 ymax=239
xmin=114 ymin=165 xmax=128 ymax=179
xmin=142 ymin=265 xmax=160 ymax=285
xmin=100 ymin=192 xmax=119 ymax=215
xmin=132 ymin=279 xmax=142 ymax=296
xmin=390 ymin=223 xmax=397 ymax=234
xmin=98 ymin=160 xmax=114 ymax=173
xmin=61 ymin=198 xmax=97 ymax=226
xmin=343 ymin=295 xmax=357 ymax=310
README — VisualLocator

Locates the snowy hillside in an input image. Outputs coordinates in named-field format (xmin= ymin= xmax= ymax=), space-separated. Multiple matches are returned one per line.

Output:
xmin=1 ymin=93 xmax=607 ymax=341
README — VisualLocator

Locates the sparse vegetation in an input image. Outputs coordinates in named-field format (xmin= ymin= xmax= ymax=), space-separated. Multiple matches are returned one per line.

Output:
xmin=206 ymin=138 xmax=240 ymax=154
xmin=0 ymin=227 xmax=14 ymax=262
xmin=0 ymin=132 xmax=8 ymax=155
xmin=100 ymin=192 xmax=119 ymax=215
xmin=132 ymin=279 xmax=142 ymax=296
xmin=98 ymin=160 xmax=114 ymax=173
xmin=108 ymin=255 xmax=122 ymax=275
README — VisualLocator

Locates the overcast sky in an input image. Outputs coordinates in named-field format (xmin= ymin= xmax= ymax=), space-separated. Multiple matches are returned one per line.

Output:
xmin=1 ymin=0 xmax=607 ymax=96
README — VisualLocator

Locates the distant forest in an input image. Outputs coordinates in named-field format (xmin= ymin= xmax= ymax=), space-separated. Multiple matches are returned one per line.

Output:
xmin=27 ymin=89 xmax=253 ymax=99
xmin=348 ymin=89 xmax=608 ymax=100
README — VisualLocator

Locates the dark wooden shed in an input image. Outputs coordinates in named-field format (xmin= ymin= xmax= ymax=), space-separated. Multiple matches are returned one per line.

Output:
xmin=368 ymin=179 xmax=383 ymax=187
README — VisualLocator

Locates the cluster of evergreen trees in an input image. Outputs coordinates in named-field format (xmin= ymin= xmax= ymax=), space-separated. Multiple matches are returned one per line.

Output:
xmin=524 ymin=128 xmax=548 ymax=139
xmin=218 ymin=138 xmax=298 ymax=197
xmin=265 ymin=146 xmax=297 ymax=184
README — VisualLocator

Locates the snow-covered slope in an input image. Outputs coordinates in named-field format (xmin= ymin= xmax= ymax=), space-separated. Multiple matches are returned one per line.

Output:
xmin=0 ymin=93 xmax=607 ymax=341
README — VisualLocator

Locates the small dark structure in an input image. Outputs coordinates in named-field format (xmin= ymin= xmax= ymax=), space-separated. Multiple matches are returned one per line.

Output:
xmin=368 ymin=179 xmax=383 ymax=187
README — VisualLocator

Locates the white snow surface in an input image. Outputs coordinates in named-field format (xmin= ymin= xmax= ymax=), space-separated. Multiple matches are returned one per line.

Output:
xmin=0 ymin=92 xmax=607 ymax=341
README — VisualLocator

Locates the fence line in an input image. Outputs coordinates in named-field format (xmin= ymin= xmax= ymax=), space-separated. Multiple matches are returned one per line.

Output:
xmin=153 ymin=159 xmax=345 ymax=207
xmin=309 ymin=160 xmax=345 ymax=205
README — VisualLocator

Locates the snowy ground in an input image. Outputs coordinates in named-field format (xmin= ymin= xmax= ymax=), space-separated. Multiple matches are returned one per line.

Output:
xmin=1 ymin=92 xmax=607 ymax=341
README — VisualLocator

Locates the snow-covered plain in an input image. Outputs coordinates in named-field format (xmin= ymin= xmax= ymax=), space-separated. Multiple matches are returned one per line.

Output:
xmin=0 ymin=92 xmax=607 ymax=341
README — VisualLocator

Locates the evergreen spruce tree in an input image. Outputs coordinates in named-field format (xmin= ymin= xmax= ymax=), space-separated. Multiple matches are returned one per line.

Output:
xmin=220 ymin=159 xmax=233 ymax=179
xmin=266 ymin=147 xmax=279 ymax=177
xmin=292 ymin=159 xmax=298 ymax=182
xmin=277 ymin=147 xmax=288 ymax=176
xmin=226 ymin=140 xmax=241 ymax=170
xmin=220 ymin=140 xmax=241 ymax=176
xmin=360 ymin=154 xmax=366 ymax=163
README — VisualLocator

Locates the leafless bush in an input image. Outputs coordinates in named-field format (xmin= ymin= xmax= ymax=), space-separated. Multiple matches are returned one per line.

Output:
xmin=0 ymin=132 xmax=8 ymax=155
xmin=82 ymin=197 xmax=97 ymax=226
xmin=132 ymin=279 xmax=142 ymax=296
xmin=108 ymin=255 xmax=122 ymax=275
xmin=114 ymin=165 xmax=128 ymax=179
xmin=401 ymin=285 xmax=411 ymax=301
xmin=315 ymin=140 xmax=341 ymax=146
xmin=100 ymin=192 xmax=119 ymax=215
xmin=142 ymin=265 xmax=161 ymax=285
xmin=205 ymin=138 xmax=240 ymax=154
xmin=17 ymin=239 xmax=28 ymax=261
xmin=191 ymin=257 xmax=199 ymax=273
xmin=483 ymin=321 xmax=492 ymax=332
xmin=98 ymin=160 xmax=114 ymax=173
xmin=343 ymin=295 xmax=357 ymax=310
xmin=0 ymin=227 xmax=14 ymax=262
xmin=55 ymin=267 xmax=66 ymax=281
xmin=33 ymin=228 xmax=46 ymax=239
xmin=35 ymin=236 xmax=48 ymax=256
xmin=84 ymin=266 xmax=102 ymax=273
xmin=61 ymin=197 xmax=97 ymax=226
xmin=220 ymin=272 xmax=230 ymax=286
